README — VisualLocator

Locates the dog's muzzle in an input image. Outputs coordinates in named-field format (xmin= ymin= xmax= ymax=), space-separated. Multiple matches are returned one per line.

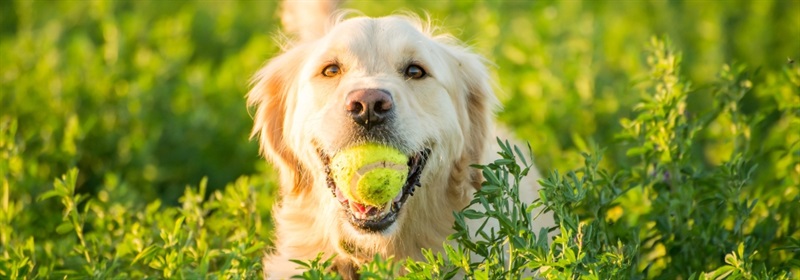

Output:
xmin=320 ymin=148 xmax=430 ymax=232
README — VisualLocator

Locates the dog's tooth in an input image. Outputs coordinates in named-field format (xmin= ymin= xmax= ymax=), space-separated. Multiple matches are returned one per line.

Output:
xmin=335 ymin=188 xmax=348 ymax=203
xmin=348 ymin=201 xmax=357 ymax=216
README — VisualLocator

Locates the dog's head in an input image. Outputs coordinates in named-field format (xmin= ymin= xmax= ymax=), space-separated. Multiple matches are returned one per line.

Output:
xmin=248 ymin=14 xmax=496 ymax=242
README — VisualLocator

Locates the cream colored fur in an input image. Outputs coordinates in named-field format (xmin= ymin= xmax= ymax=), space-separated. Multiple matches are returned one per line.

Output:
xmin=248 ymin=3 xmax=552 ymax=279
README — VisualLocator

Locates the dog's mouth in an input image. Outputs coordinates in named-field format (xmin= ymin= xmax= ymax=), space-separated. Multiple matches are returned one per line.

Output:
xmin=320 ymin=147 xmax=430 ymax=233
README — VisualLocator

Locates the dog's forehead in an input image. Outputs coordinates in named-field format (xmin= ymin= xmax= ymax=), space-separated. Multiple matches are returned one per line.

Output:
xmin=324 ymin=17 xmax=432 ymax=51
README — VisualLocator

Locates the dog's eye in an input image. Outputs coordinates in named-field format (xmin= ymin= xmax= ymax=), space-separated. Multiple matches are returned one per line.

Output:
xmin=322 ymin=65 xmax=341 ymax=77
xmin=405 ymin=64 xmax=426 ymax=79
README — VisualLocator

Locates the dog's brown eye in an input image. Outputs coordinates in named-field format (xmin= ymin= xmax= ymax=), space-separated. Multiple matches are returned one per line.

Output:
xmin=322 ymin=65 xmax=341 ymax=77
xmin=405 ymin=64 xmax=426 ymax=79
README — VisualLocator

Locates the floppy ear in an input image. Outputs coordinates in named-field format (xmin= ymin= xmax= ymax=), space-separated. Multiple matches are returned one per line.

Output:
xmin=453 ymin=50 xmax=499 ymax=191
xmin=247 ymin=46 xmax=311 ymax=196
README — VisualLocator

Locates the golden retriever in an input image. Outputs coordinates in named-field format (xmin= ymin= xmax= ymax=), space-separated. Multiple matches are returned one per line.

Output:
xmin=248 ymin=1 xmax=552 ymax=278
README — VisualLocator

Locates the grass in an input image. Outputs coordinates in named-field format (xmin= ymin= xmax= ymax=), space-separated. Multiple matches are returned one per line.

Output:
xmin=1 ymin=0 xmax=798 ymax=279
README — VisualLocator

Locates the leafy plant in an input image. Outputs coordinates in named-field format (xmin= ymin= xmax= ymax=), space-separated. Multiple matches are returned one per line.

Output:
xmin=2 ymin=0 xmax=798 ymax=279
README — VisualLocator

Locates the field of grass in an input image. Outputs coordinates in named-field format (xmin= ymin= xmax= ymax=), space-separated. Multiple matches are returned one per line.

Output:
xmin=1 ymin=0 xmax=798 ymax=278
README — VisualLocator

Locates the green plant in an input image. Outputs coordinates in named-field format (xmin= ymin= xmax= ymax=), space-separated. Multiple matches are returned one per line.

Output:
xmin=2 ymin=0 xmax=798 ymax=279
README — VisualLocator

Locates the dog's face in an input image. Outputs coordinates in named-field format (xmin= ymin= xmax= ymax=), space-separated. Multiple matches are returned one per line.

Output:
xmin=249 ymin=16 xmax=495 ymax=240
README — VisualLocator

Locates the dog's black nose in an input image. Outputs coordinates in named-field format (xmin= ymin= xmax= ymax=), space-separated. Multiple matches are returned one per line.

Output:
xmin=345 ymin=89 xmax=393 ymax=129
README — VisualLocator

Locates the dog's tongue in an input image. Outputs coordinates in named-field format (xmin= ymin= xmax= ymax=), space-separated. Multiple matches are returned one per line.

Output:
xmin=350 ymin=201 xmax=388 ymax=219
xmin=351 ymin=201 xmax=372 ymax=213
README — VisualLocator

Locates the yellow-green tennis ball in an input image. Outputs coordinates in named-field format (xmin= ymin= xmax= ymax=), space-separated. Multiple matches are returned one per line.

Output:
xmin=330 ymin=143 xmax=409 ymax=207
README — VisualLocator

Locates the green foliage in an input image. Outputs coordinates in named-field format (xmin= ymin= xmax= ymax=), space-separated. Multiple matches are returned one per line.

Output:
xmin=22 ymin=172 xmax=268 ymax=278
xmin=289 ymin=254 xmax=341 ymax=280
xmin=2 ymin=0 xmax=798 ymax=279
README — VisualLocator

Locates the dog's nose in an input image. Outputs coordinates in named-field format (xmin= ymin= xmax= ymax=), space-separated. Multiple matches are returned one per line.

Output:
xmin=345 ymin=89 xmax=393 ymax=129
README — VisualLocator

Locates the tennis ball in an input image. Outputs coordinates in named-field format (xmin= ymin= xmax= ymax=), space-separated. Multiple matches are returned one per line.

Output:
xmin=330 ymin=143 xmax=408 ymax=207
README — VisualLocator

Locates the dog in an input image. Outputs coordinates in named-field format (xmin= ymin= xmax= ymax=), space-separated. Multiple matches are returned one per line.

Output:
xmin=247 ymin=1 xmax=552 ymax=278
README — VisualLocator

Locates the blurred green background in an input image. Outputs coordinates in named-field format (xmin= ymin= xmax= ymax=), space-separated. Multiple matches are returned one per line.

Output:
xmin=1 ymin=0 xmax=798 ymax=278
xmin=3 ymin=0 xmax=797 ymax=205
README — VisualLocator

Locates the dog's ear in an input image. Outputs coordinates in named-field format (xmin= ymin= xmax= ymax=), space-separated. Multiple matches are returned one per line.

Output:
xmin=452 ymin=49 xmax=499 ymax=191
xmin=248 ymin=46 xmax=311 ymax=196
